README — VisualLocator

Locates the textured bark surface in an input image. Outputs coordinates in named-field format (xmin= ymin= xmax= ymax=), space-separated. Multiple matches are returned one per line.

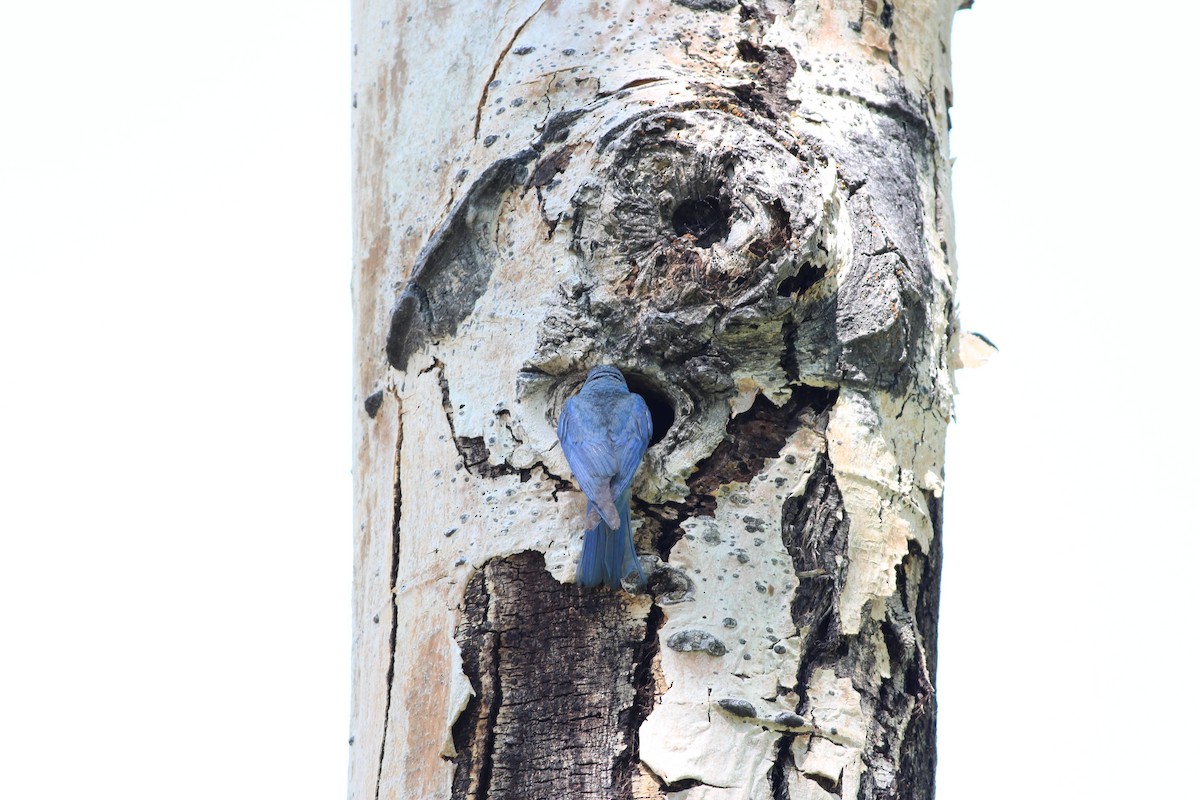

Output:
xmin=352 ymin=2 xmax=965 ymax=798
xmin=451 ymin=552 xmax=655 ymax=799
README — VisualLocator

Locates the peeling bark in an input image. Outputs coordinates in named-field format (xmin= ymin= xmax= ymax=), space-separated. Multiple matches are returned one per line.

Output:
xmin=353 ymin=1 xmax=965 ymax=798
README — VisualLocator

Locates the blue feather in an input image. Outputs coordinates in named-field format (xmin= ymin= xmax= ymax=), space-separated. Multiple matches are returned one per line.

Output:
xmin=576 ymin=490 xmax=644 ymax=589
xmin=559 ymin=366 xmax=652 ymax=590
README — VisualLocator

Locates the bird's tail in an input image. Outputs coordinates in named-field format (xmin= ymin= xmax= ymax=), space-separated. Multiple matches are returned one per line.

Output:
xmin=577 ymin=490 xmax=645 ymax=590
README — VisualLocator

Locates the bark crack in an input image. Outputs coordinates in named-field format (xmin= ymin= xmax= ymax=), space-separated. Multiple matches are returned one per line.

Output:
xmin=615 ymin=603 xmax=663 ymax=798
xmin=451 ymin=563 xmax=500 ymax=800
xmin=375 ymin=394 xmax=404 ymax=800
xmin=770 ymin=733 xmax=794 ymax=800
xmin=473 ymin=0 xmax=550 ymax=140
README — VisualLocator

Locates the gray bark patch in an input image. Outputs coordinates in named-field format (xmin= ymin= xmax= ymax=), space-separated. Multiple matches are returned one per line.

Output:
xmin=671 ymin=0 xmax=738 ymax=10
xmin=665 ymin=629 xmax=728 ymax=656
xmin=386 ymin=154 xmax=533 ymax=373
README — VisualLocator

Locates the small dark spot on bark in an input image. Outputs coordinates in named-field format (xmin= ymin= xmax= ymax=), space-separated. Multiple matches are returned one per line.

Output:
xmin=513 ymin=45 xmax=535 ymax=55
xmin=364 ymin=390 xmax=384 ymax=418
xmin=775 ymin=712 xmax=806 ymax=728
xmin=743 ymin=516 xmax=766 ymax=533
xmin=718 ymin=698 xmax=757 ymax=717
xmin=736 ymin=39 xmax=766 ymax=62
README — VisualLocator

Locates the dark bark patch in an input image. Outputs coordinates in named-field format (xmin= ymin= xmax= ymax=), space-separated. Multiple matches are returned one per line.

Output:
xmin=717 ymin=697 xmax=757 ymax=718
xmin=364 ymin=390 xmax=385 ymax=418
xmin=729 ymin=44 xmax=796 ymax=121
xmin=451 ymin=552 xmax=651 ymax=800
xmin=776 ymin=261 xmax=825 ymax=297
xmin=893 ymin=495 xmax=941 ymax=800
xmin=826 ymin=531 xmax=941 ymax=799
xmin=455 ymin=436 xmax=524 ymax=480
xmin=736 ymin=39 xmax=767 ymax=63
xmin=386 ymin=155 xmax=534 ymax=373
xmin=780 ymin=452 xmax=849 ymax=686
xmin=645 ymin=562 xmax=695 ymax=604
xmin=671 ymin=0 xmax=737 ymax=10
xmin=636 ymin=500 xmax=692 ymax=563
xmin=687 ymin=386 xmax=837 ymax=515
xmin=661 ymin=777 xmax=705 ymax=791
xmin=529 ymin=145 xmax=575 ymax=189
xmin=451 ymin=562 xmax=499 ymax=800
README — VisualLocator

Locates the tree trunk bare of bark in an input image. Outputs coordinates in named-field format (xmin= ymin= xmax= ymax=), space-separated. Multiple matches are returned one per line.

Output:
xmin=352 ymin=2 xmax=966 ymax=798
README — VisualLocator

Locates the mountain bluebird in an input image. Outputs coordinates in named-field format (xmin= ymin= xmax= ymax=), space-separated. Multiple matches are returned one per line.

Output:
xmin=557 ymin=365 xmax=652 ymax=589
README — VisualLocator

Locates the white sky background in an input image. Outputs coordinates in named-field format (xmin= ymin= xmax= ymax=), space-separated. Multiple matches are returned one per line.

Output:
xmin=1 ymin=2 xmax=1196 ymax=798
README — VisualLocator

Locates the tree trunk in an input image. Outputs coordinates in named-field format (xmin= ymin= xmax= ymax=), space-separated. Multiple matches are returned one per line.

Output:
xmin=351 ymin=2 xmax=965 ymax=798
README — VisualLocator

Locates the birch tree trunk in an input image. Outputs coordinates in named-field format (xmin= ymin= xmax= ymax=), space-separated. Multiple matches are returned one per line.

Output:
xmin=352 ymin=2 xmax=966 ymax=798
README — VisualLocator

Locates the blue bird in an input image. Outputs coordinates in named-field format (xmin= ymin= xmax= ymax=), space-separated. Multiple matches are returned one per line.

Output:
xmin=557 ymin=365 xmax=653 ymax=589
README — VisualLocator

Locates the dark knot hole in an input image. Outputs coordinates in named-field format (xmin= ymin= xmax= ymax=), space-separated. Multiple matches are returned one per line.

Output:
xmin=624 ymin=374 xmax=675 ymax=446
xmin=671 ymin=195 xmax=731 ymax=249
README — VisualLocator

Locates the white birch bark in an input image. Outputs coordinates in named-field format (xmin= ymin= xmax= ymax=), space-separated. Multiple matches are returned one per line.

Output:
xmin=352 ymin=2 xmax=967 ymax=798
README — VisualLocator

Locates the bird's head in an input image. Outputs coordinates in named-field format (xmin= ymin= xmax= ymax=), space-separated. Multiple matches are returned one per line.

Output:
xmin=585 ymin=364 xmax=628 ymax=387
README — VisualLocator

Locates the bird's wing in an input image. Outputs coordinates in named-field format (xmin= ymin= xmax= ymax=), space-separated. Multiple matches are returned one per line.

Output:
xmin=611 ymin=393 xmax=652 ymax=498
xmin=558 ymin=396 xmax=619 ymax=519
